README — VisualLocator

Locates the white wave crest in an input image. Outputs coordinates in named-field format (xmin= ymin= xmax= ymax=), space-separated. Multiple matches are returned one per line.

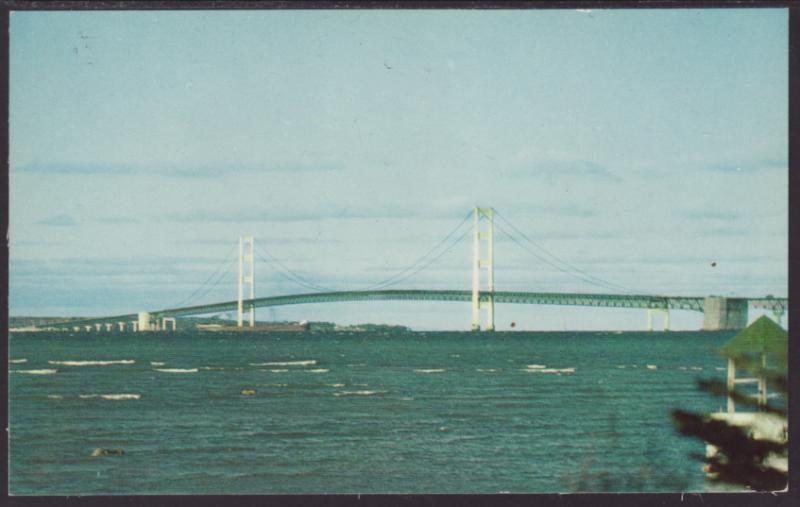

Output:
xmin=690 ymin=366 xmax=703 ymax=371
xmin=250 ymin=360 xmax=317 ymax=366
xmin=155 ymin=368 xmax=198 ymax=373
xmin=10 ymin=358 xmax=28 ymax=364
xmin=646 ymin=364 xmax=658 ymax=370
xmin=47 ymin=394 xmax=63 ymax=400
xmin=150 ymin=361 xmax=165 ymax=366
xmin=524 ymin=367 xmax=575 ymax=374
xmin=268 ymin=369 xmax=288 ymax=373
xmin=48 ymin=360 xmax=135 ymax=366
xmin=477 ymin=368 xmax=498 ymax=373
xmin=101 ymin=394 xmax=141 ymax=400
xmin=327 ymin=383 xmax=345 ymax=387
xmin=526 ymin=364 xmax=547 ymax=369
xmin=262 ymin=383 xmax=288 ymax=387
xmin=414 ymin=369 xmax=446 ymax=373
xmin=307 ymin=369 xmax=329 ymax=373
xmin=79 ymin=393 xmax=140 ymax=400
xmin=334 ymin=390 xmax=386 ymax=397
xmin=14 ymin=369 xmax=57 ymax=375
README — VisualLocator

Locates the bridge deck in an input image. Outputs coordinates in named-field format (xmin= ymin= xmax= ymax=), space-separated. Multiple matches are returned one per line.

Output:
xmin=36 ymin=290 xmax=788 ymax=329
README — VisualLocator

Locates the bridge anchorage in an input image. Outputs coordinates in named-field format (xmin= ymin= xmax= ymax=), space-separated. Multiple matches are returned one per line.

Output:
xmin=33 ymin=206 xmax=787 ymax=333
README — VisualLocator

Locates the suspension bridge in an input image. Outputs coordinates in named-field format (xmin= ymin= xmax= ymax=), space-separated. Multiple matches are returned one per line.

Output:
xmin=34 ymin=207 xmax=787 ymax=333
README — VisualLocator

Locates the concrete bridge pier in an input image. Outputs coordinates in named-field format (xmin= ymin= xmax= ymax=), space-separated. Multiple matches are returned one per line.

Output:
xmin=118 ymin=322 xmax=126 ymax=332
xmin=646 ymin=308 xmax=670 ymax=331
xmin=131 ymin=321 xmax=139 ymax=332
xmin=138 ymin=312 xmax=151 ymax=332
xmin=104 ymin=323 xmax=113 ymax=332
xmin=162 ymin=317 xmax=177 ymax=331
xmin=702 ymin=296 xmax=748 ymax=330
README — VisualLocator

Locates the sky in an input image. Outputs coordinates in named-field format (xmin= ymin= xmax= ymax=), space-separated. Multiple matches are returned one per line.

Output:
xmin=8 ymin=8 xmax=789 ymax=330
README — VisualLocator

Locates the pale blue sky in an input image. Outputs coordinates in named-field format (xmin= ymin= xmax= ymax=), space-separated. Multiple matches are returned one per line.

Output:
xmin=9 ymin=9 xmax=788 ymax=330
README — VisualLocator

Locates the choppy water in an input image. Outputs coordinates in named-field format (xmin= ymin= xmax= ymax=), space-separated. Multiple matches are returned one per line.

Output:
xmin=9 ymin=330 xmax=737 ymax=494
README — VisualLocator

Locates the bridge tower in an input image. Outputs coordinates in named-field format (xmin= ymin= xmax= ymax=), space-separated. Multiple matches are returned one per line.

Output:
xmin=472 ymin=207 xmax=494 ymax=331
xmin=238 ymin=235 xmax=255 ymax=327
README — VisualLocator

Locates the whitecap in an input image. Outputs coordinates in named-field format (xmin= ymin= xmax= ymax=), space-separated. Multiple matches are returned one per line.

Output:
xmin=262 ymin=383 xmax=288 ymax=387
xmin=415 ymin=369 xmax=446 ymax=373
xmin=616 ymin=365 xmax=626 ymax=369
xmin=477 ymin=368 xmax=497 ymax=372
xmin=326 ymin=383 xmax=345 ymax=387
xmin=100 ymin=394 xmax=140 ymax=400
xmin=526 ymin=364 xmax=547 ymax=369
xmin=306 ymin=369 xmax=329 ymax=373
xmin=715 ymin=367 xmax=726 ymax=371
xmin=269 ymin=369 xmax=288 ymax=373
xmin=334 ymin=390 xmax=385 ymax=397
xmin=47 ymin=394 xmax=63 ymax=400
xmin=250 ymin=360 xmax=317 ymax=366
xmin=14 ymin=369 xmax=57 ymax=375
xmin=690 ymin=367 xmax=703 ymax=371
xmin=150 ymin=361 xmax=165 ymax=366
xmin=646 ymin=365 xmax=658 ymax=370
xmin=400 ymin=396 xmax=414 ymax=401
xmin=525 ymin=367 xmax=575 ymax=374
xmin=679 ymin=367 xmax=688 ymax=371
xmin=79 ymin=394 xmax=97 ymax=399
xmin=155 ymin=368 xmax=198 ymax=373
xmin=48 ymin=360 xmax=135 ymax=366
xmin=10 ymin=358 xmax=27 ymax=364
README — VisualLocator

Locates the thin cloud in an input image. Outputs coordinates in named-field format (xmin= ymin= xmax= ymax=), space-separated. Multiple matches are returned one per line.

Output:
xmin=176 ymin=237 xmax=343 ymax=246
xmin=15 ymin=162 xmax=344 ymax=178
xmin=701 ymin=226 xmax=749 ymax=237
xmin=495 ymin=205 xmax=598 ymax=219
xmin=97 ymin=216 xmax=140 ymax=224
xmin=682 ymin=210 xmax=738 ymax=221
xmin=10 ymin=256 xmax=242 ymax=278
xmin=510 ymin=159 xmax=622 ymax=183
xmin=168 ymin=163 xmax=344 ymax=178
xmin=35 ymin=214 xmax=77 ymax=226
xmin=704 ymin=158 xmax=787 ymax=173
xmin=164 ymin=206 xmax=465 ymax=224
xmin=19 ymin=163 xmax=135 ymax=175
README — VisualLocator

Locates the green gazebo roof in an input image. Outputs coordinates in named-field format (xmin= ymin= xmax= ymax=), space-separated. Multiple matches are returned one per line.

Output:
xmin=720 ymin=315 xmax=788 ymax=358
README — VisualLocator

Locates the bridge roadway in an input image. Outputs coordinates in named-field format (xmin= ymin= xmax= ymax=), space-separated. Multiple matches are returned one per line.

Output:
xmin=38 ymin=289 xmax=788 ymax=329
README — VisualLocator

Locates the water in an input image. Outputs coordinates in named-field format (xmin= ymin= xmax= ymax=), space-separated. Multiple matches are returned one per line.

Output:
xmin=9 ymin=329 xmax=737 ymax=495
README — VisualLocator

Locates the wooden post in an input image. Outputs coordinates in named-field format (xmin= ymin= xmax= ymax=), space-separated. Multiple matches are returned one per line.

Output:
xmin=727 ymin=357 xmax=736 ymax=413
xmin=758 ymin=352 xmax=767 ymax=410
